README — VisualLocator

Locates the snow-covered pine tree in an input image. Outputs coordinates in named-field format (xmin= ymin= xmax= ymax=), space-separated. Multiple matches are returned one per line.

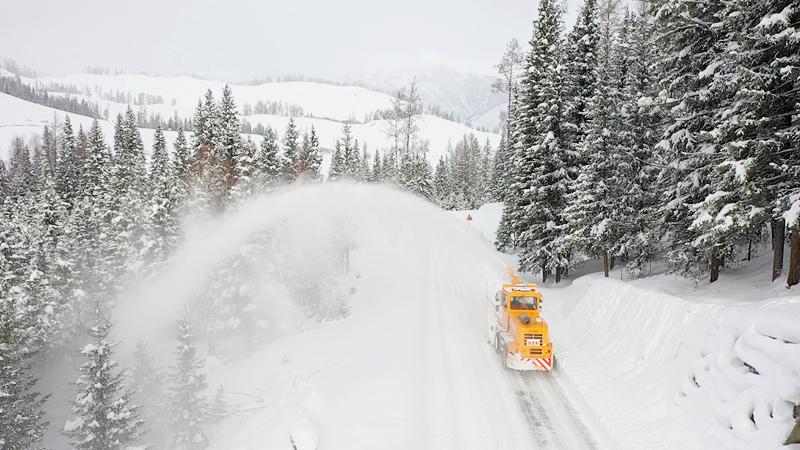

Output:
xmin=254 ymin=127 xmax=281 ymax=190
xmin=711 ymin=0 xmax=800 ymax=283
xmin=563 ymin=10 xmax=625 ymax=277
xmin=209 ymin=385 xmax=228 ymax=424
xmin=370 ymin=150 xmax=383 ymax=182
xmin=57 ymin=116 xmax=84 ymax=205
xmin=106 ymin=107 xmax=149 ymax=283
xmin=230 ymin=136 xmax=257 ymax=203
xmin=360 ymin=145 xmax=371 ymax=182
xmin=562 ymin=0 xmax=599 ymax=170
xmin=8 ymin=136 xmax=34 ymax=199
xmin=399 ymin=150 xmax=434 ymax=200
xmin=169 ymin=309 xmax=209 ymax=449
xmin=511 ymin=0 xmax=572 ymax=280
xmin=145 ymin=124 xmax=180 ymax=270
xmin=64 ymin=309 xmax=143 ymax=449
xmin=173 ymin=128 xmax=193 ymax=203
xmin=0 ymin=249 xmax=49 ymax=449
xmin=651 ymin=0 xmax=730 ymax=281
xmin=381 ymin=149 xmax=399 ymax=184
xmin=217 ymin=85 xmax=242 ymax=207
xmin=347 ymin=138 xmax=362 ymax=180
xmin=329 ymin=140 xmax=344 ymax=181
xmin=478 ymin=138 xmax=493 ymax=205
xmin=130 ymin=340 xmax=166 ymax=445
xmin=490 ymin=133 xmax=510 ymax=202
xmin=297 ymin=126 xmax=322 ymax=182
xmin=281 ymin=118 xmax=301 ymax=182
xmin=192 ymin=90 xmax=221 ymax=213
xmin=330 ymin=123 xmax=358 ymax=181
xmin=612 ymin=10 xmax=662 ymax=277
xmin=83 ymin=120 xmax=111 ymax=200
xmin=0 ymin=159 xmax=9 ymax=198
xmin=433 ymin=156 xmax=451 ymax=208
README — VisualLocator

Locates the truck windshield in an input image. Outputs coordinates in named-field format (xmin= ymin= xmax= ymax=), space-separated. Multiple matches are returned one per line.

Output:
xmin=510 ymin=296 xmax=537 ymax=310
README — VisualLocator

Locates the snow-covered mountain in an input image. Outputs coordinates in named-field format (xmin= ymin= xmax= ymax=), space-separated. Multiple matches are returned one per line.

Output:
xmin=342 ymin=64 xmax=506 ymax=128
xmin=0 ymin=71 xmax=500 ymax=165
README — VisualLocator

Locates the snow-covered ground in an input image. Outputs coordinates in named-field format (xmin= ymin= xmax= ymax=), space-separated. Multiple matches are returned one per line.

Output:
xmin=0 ymin=73 xmax=500 ymax=165
xmin=28 ymin=188 xmax=800 ymax=449
xmin=29 ymin=73 xmax=396 ymax=121
xmin=464 ymin=203 xmax=800 ymax=450
xmin=53 ymin=187 xmax=599 ymax=450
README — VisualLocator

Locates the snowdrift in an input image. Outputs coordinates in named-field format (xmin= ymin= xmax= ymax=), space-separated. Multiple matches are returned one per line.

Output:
xmin=556 ymin=276 xmax=800 ymax=450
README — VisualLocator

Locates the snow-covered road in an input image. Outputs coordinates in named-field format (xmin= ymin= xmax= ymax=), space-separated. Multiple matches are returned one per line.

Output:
xmin=127 ymin=184 xmax=608 ymax=449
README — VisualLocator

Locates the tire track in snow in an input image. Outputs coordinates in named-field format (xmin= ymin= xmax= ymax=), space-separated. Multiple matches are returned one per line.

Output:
xmin=510 ymin=369 xmax=600 ymax=449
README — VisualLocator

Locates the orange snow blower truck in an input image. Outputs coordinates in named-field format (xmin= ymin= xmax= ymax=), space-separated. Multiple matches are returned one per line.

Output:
xmin=488 ymin=268 xmax=554 ymax=371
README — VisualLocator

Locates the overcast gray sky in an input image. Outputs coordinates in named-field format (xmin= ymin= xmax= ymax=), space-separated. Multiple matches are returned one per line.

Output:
xmin=0 ymin=0 xmax=580 ymax=81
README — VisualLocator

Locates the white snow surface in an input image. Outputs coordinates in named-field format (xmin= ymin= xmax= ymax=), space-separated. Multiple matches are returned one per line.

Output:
xmin=33 ymin=73 xmax=396 ymax=121
xmin=453 ymin=201 xmax=800 ymax=450
xmin=111 ymin=187 xmax=605 ymax=450
xmin=0 ymin=80 xmax=500 ymax=166
xmin=553 ymin=275 xmax=800 ymax=450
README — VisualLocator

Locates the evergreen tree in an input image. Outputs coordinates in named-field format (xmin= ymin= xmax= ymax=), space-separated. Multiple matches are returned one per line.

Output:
xmin=281 ymin=119 xmax=301 ymax=181
xmin=169 ymin=310 xmax=209 ymax=449
xmin=399 ymin=151 xmax=434 ymax=200
xmin=217 ymin=85 xmax=241 ymax=207
xmin=510 ymin=0 xmax=571 ymax=280
xmin=254 ymin=127 xmax=281 ymax=189
xmin=0 ymin=250 xmax=49 ymax=449
xmin=8 ymin=136 xmax=33 ymax=199
xmin=83 ymin=120 xmax=111 ymax=200
xmin=562 ymin=0 xmax=600 ymax=167
xmin=370 ymin=150 xmax=383 ymax=182
xmin=652 ymin=0 xmax=730 ymax=280
xmin=433 ymin=156 xmax=451 ymax=208
xmin=131 ymin=340 xmax=166 ymax=445
xmin=64 ymin=310 xmax=143 ymax=449
xmin=614 ymin=10 xmax=662 ymax=276
xmin=295 ymin=126 xmax=322 ymax=181
xmin=564 ymin=13 xmax=625 ymax=275
xmin=145 ymin=125 xmax=180 ymax=269
xmin=490 ymin=133 xmax=511 ymax=202
xmin=57 ymin=116 xmax=83 ymax=205
xmin=0 ymin=159 xmax=8 ymax=198
xmin=173 ymin=128 xmax=193 ymax=203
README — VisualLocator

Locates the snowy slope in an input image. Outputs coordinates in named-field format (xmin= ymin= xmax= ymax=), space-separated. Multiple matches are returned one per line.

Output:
xmin=33 ymin=73 xmax=396 ymax=121
xmin=0 ymin=78 xmax=499 ymax=164
xmin=0 ymin=92 xmax=181 ymax=161
xmin=348 ymin=64 xmax=505 ymax=121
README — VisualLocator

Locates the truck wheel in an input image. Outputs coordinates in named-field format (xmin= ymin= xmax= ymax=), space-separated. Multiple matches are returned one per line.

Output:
xmin=500 ymin=344 xmax=508 ymax=369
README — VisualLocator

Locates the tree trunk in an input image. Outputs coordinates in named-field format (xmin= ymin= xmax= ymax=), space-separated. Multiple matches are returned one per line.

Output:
xmin=773 ymin=218 xmax=785 ymax=281
xmin=610 ymin=255 xmax=616 ymax=271
xmin=710 ymin=248 xmax=720 ymax=283
xmin=747 ymin=239 xmax=752 ymax=261
xmin=788 ymin=228 xmax=800 ymax=287
xmin=555 ymin=266 xmax=562 ymax=283
xmin=603 ymin=251 xmax=609 ymax=278
xmin=542 ymin=264 xmax=548 ymax=283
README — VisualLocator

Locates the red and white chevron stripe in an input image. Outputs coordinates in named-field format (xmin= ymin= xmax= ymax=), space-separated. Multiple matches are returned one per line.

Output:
xmin=526 ymin=357 xmax=552 ymax=371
